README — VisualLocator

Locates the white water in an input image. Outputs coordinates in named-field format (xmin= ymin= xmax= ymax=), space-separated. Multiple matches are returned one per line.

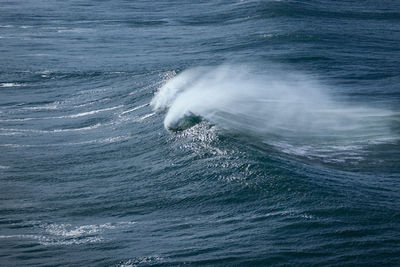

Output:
xmin=151 ymin=65 xmax=398 ymax=161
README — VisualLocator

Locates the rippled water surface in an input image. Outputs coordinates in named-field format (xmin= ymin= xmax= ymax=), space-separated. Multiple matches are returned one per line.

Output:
xmin=1 ymin=0 xmax=400 ymax=266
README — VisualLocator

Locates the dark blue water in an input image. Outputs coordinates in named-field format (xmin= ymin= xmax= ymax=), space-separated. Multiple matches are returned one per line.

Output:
xmin=1 ymin=1 xmax=400 ymax=266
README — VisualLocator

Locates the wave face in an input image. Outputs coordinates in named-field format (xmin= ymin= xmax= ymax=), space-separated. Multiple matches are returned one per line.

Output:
xmin=152 ymin=65 xmax=398 ymax=162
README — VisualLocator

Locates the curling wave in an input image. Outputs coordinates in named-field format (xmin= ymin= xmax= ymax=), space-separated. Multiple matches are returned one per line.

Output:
xmin=151 ymin=65 xmax=398 ymax=161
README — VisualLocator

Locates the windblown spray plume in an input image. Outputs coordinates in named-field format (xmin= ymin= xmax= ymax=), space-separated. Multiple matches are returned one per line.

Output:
xmin=151 ymin=65 xmax=397 ymax=161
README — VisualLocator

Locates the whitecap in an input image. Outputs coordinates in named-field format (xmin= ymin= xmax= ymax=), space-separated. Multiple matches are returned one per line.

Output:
xmin=0 ymin=221 xmax=136 ymax=246
xmin=0 ymin=135 xmax=130 ymax=148
xmin=57 ymin=28 xmax=92 ymax=33
xmin=0 ymin=83 xmax=23 ymax=87
xmin=60 ymin=105 xmax=123 ymax=118
xmin=0 ymin=105 xmax=123 ymax=122
xmin=118 ymin=256 xmax=163 ymax=267
xmin=22 ymin=103 xmax=59 ymax=110
xmin=0 ymin=123 xmax=103 ymax=134
xmin=119 ymin=103 xmax=149 ymax=116
xmin=137 ymin=112 xmax=155 ymax=121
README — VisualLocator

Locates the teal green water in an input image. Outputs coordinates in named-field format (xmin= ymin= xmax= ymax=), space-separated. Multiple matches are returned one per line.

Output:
xmin=1 ymin=1 xmax=400 ymax=266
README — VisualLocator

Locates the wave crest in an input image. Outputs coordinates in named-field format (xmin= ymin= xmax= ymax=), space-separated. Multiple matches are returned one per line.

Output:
xmin=151 ymin=64 xmax=398 ymax=160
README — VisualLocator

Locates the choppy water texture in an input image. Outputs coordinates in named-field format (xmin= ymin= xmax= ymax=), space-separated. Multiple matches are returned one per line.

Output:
xmin=1 ymin=1 xmax=400 ymax=266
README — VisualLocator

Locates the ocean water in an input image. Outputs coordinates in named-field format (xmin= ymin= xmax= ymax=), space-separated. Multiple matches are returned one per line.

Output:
xmin=1 ymin=0 xmax=400 ymax=266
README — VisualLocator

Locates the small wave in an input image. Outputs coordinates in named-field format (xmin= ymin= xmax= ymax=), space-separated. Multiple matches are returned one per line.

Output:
xmin=57 ymin=28 xmax=93 ymax=33
xmin=45 ymin=223 xmax=116 ymax=237
xmin=0 ymin=135 xmax=130 ymax=148
xmin=61 ymin=105 xmax=123 ymax=118
xmin=0 ymin=221 xmax=135 ymax=246
xmin=64 ymin=135 xmax=130 ymax=145
xmin=118 ymin=256 xmax=164 ymax=267
xmin=40 ymin=221 xmax=135 ymax=245
xmin=76 ymin=88 xmax=108 ymax=95
xmin=0 ymin=117 xmax=36 ymax=122
xmin=0 ymin=105 xmax=123 ymax=122
xmin=20 ymin=102 xmax=60 ymax=111
xmin=119 ymin=103 xmax=149 ymax=116
xmin=0 ymin=83 xmax=23 ymax=88
xmin=248 ymin=209 xmax=315 ymax=221
xmin=0 ymin=234 xmax=102 ymax=246
xmin=52 ymin=123 xmax=103 ymax=133
xmin=0 ymin=123 xmax=103 ymax=134
xmin=137 ymin=112 xmax=155 ymax=121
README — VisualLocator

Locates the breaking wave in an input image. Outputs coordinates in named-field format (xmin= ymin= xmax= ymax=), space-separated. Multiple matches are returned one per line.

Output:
xmin=151 ymin=64 xmax=398 ymax=161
